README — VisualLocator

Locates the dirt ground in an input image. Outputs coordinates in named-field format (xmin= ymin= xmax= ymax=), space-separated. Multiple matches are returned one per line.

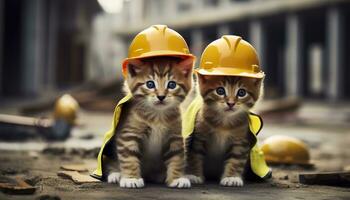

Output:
xmin=0 ymin=107 xmax=350 ymax=200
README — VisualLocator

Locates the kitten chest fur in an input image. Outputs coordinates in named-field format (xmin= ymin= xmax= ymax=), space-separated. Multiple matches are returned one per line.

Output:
xmin=203 ymin=125 xmax=249 ymax=179
xmin=206 ymin=127 xmax=235 ymax=159
xmin=140 ymin=122 xmax=168 ymax=177
xmin=144 ymin=123 xmax=167 ymax=159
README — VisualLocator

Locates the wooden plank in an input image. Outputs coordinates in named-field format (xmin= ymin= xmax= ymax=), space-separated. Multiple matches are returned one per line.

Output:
xmin=0 ymin=176 xmax=36 ymax=195
xmin=299 ymin=171 xmax=350 ymax=187
xmin=57 ymin=171 xmax=100 ymax=184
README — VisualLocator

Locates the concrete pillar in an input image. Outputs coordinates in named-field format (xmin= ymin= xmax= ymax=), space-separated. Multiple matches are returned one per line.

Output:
xmin=21 ymin=0 xmax=45 ymax=95
xmin=191 ymin=29 xmax=204 ymax=59
xmin=164 ymin=0 xmax=177 ymax=20
xmin=129 ymin=0 xmax=144 ymax=25
xmin=285 ymin=14 xmax=303 ymax=97
xmin=46 ymin=0 xmax=58 ymax=90
xmin=249 ymin=20 xmax=266 ymax=70
xmin=0 ymin=0 xmax=3 ymax=95
xmin=326 ymin=7 xmax=344 ymax=101
xmin=217 ymin=24 xmax=230 ymax=37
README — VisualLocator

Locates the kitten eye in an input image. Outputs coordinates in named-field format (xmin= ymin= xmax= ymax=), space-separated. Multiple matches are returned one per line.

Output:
xmin=237 ymin=88 xmax=247 ymax=97
xmin=167 ymin=81 xmax=177 ymax=89
xmin=146 ymin=80 xmax=155 ymax=89
xmin=216 ymin=87 xmax=226 ymax=96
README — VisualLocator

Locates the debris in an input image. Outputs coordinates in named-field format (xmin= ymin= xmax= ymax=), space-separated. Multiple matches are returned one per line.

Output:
xmin=299 ymin=171 xmax=350 ymax=187
xmin=69 ymin=147 xmax=100 ymax=158
xmin=60 ymin=164 xmax=88 ymax=172
xmin=36 ymin=194 xmax=61 ymax=200
xmin=0 ymin=113 xmax=71 ymax=141
xmin=57 ymin=171 xmax=100 ymax=184
xmin=42 ymin=147 xmax=66 ymax=155
xmin=23 ymin=175 xmax=42 ymax=186
xmin=20 ymin=80 xmax=123 ymax=114
xmin=29 ymin=151 xmax=39 ymax=159
xmin=255 ymin=97 xmax=301 ymax=115
xmin=42 ymin=147 xmax=99 ymax=159
xmin=79 ymin=133 xmax=95 ymax=140
xmin=279 ymin=175 xmax=289 ymax=180
xmin=270 ymin=182 xmax=290 ymax=188
xmin=0 ymin=176 xmax=36 ymax=194
xmin=0 ymin=168 xmax=18 ymax=175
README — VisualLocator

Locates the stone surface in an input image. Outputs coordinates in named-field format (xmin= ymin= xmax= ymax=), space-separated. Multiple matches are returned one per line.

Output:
xmin=0 ymin=108 xmax=349 ymax=199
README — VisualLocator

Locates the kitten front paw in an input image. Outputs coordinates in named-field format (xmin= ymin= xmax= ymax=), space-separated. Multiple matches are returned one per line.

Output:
xmin=220 ymin=176 xmax=244 ymax=187
xmin=168 ymin=177 xmax=191 ymax=188
xmin=185 ymin=174 xmax=204 ymax=184
xmin=107 ymin=172 xmax=121 ymax=184
xmin=119 ymin=177 xmax=144 ymax=188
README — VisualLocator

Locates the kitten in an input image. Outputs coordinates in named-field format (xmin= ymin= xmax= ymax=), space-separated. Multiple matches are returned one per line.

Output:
xmin=186 ymin=74 xmax=263 ymax=187
xmin=106 ymin=56 xmax=193 ymax=188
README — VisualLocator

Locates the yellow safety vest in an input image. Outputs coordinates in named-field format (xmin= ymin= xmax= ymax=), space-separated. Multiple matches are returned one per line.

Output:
xmin=91 ymin=94 xmax=271 ymax=180
xmin=91 ymin=93 xmax=133 ymax=180
xmin=182 ymin=95 xmax=271 ymax=179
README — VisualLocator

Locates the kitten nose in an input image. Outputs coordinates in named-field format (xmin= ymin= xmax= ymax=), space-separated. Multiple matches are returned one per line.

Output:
xmin=227 ymin=102 xmax=235 ymax=108
xmin=157 ymin=95 xmax=166 ymax=101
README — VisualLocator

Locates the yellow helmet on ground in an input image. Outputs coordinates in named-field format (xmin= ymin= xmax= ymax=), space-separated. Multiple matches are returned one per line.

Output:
xmin=54 ymin=94 xmax=79 ymax=125
xmin=261 ymin=135 xmax=311 ymax=165
xmin=122 ymin=25 xmax=195 ymax=77
xmin=197 ymin=35 xmax=264 ymax=79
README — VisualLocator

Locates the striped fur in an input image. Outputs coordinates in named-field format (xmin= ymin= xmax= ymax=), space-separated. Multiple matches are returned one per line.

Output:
xmin=186 ymin=74 xmax=263 ymax=186
xmin=107 ymin=57 xmax=193 ymax=188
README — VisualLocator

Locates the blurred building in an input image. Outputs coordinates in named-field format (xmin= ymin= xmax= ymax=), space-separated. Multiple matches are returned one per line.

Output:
xmin=0 ymin=0 xmax=101 ymax=98
xmin=93 ymin=0 xmax=350 ymax=101
xmin=0 ymin=0 xmax=349 ymax=102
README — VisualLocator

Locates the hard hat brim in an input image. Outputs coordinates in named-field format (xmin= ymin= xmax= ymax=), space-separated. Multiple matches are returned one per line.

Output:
xmin=196 ymin=67 xmax=265 ymax=79
xmin=122 ymin=51 xmax=195 ymax=77
xmin=264 ymin=157 xmax=313 ymax=166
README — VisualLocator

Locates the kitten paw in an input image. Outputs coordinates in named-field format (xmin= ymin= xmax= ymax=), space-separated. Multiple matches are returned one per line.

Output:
xmin=185 ymin=175 xmax=204 ymax=184
xmin=119 ymin=177 xmax=144 ymax=188
xmin=220 ymin=176 xmax=244 ymax=187
xmin=168 ymin=177 xmax=191 ymax=188
xmin=107 ymin=172 xmax=121 ymax=184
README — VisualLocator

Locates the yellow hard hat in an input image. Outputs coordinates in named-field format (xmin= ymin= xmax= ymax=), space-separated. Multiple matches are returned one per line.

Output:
xmin=54 ymin=94 xmax=79 ymax=125
xmin=197 ymin=35 xmax=264 ymax=78
xmin=261 ymin=135 xmax=311 ymax=165
xmin=122 ymin=25 xmax=195 ymax=77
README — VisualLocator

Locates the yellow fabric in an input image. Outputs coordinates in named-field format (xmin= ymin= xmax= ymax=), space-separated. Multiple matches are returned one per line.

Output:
xmin=122 ymin=25 xmax=195 ymax=77
xmin=182 ymin=95 xmax=270 ymax=178
xmin=197 ymin=35 xmax=265 ymax=79
xmin=92 ymin=93 xmax=133 ymax=178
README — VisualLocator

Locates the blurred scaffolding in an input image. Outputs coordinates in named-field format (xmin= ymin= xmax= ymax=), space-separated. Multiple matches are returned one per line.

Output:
xmin=0 ymin=0 xmax=349 ymax=102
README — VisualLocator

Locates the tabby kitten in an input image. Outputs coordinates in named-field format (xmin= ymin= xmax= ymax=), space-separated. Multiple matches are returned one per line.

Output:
xmin=186 ymin=74 xmax=263 ymax=187
xmin=107 ymin=56 xmax=193 ymax=188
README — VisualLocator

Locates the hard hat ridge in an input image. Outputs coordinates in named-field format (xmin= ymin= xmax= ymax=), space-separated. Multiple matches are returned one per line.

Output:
xmin=197 ymin=35 xmax=264 ymax=79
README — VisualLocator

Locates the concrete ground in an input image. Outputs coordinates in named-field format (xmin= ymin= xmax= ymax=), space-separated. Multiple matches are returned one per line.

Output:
xmin=0 ymin=103 xmax=350 ymax=200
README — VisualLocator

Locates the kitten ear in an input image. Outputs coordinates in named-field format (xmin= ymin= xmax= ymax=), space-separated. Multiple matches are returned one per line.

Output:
xmin=177 ymin=57 xmax=194 ymax=78
xmin=253 ymin=78 xmax=263 ymax=87
xmin=197 ymin=73 xmax=207 ymax=84
xmin=127 ymin=59 xmax=144 ymax=77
